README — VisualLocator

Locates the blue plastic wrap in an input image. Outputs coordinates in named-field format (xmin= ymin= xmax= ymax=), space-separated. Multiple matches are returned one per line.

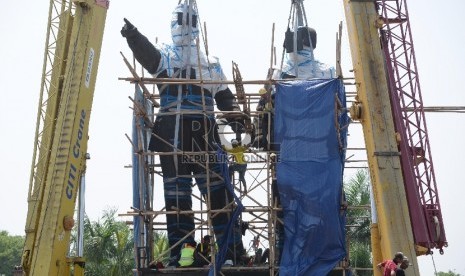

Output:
xmin=209 ymin=149 xmax=244 ymax=276
xmin=275 ymin=79 xmax=349 ymax=275
xmin=132 ymin=85 xmax=153 ymax=266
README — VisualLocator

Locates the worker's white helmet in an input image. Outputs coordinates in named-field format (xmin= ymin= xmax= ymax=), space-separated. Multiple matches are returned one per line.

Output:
xmin=171 ymin=3 xmax=199 ymax=46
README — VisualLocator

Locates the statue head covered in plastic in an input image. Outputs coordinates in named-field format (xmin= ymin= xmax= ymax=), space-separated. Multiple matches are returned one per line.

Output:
xmin=171 ymin=3 xmax=200 ymax=46
xmin=281 ymin=26 xmax=335 ymax=79
xmin=283 ymin=26 xmax=317 ymax=53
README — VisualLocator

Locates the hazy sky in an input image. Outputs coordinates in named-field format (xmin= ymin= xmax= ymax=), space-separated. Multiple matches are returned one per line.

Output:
xmin=1 ymin=0 xmax=464 ymax=275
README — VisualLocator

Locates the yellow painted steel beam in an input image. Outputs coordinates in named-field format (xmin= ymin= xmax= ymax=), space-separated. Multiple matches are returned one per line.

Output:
xmin=23 ymin=1 xmax=73 ymax=273
xmin=23 ymin=0 xmax=108 ymax=275
xmin=343 ymin=1 xmax=419 ymax=275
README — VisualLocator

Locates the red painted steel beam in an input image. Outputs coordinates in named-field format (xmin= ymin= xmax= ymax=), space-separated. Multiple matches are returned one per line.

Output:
xmin=375 ymin=0 xmax=447 ymax=254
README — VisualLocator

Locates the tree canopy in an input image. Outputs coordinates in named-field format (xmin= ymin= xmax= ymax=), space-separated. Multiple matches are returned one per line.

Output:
xmin=0 ymin=230 xmax=24 ymax=275
xmin=80 ymin=208 xmax=134 ymax=276
xmin=344 ymin=169 xmax=373 ymax=275
xmin=438 ymin=271 xmax=462 ymax=276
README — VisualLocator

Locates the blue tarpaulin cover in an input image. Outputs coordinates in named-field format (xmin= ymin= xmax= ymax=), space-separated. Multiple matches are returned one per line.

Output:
xmin=209 ymin=149 xmax=244 ymax=276
xmin=274 ymin=79 xmax=349 ymax=276
xmin=132 ymin=85 xmax=153 ymax=266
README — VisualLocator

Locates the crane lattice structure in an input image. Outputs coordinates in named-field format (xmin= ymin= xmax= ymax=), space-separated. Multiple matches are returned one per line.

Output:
xmin=376 ymin=0 xmax=447 ymax=254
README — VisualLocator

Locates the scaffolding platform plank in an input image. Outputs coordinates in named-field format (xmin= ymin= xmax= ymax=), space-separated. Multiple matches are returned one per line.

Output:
xmin=140 ymin=266 xmax=270 ymax=276
xmin=139 ymin=267 xmax=349 ymax=276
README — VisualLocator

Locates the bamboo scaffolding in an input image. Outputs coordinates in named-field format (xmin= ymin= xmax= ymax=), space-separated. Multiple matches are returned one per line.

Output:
xmin=118 ymin=13 xmax=376 ymax=276
xmin=119 ymin=76 xmax=357 ymax=86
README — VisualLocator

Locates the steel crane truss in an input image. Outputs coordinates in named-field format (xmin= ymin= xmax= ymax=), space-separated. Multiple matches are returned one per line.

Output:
xmin=376 ymin=0 xmax=447 ymax=253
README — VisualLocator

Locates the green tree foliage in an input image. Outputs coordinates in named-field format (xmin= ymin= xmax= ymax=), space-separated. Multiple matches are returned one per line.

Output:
xmin=0 ymin=230 xmax=24 ymax=275
xmin=152 ymin=231 xmax=169 ymax=264
xmin=349 ymin=242 xmax=372 ymax=275
xmin=82 ymin=208 xmax=134 ymax=276
xmin=344 ymin=169 xmax=372 ymax=275
xmin=438 ymin=271 xmax=462 ymax=276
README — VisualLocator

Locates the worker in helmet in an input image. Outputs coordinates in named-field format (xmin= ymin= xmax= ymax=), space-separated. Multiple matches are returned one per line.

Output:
xmin=252 ymin=87 xmax=274 ymax=149
xmin=121 ymin=1 xmax=245 ymax=266
xmin=257 ymin=88 xmax=273 ymax=113
xmin=194 ymin=235 xmax=217 ymax=267
xmin=377 ymin=252 xmax=405 ymax=276
xmin=223 ymin=139 xmax=249 ymax=193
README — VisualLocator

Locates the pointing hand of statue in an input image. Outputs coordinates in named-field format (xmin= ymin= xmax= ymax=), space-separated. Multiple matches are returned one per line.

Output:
xmin=121 ymin=18 xmax=136 ymax=37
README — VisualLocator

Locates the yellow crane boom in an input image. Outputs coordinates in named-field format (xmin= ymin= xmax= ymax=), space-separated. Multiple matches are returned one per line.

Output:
xmin=22 ymin=0 xmax=108 ymax=275
xmin=343 ymin=1 xmax=419 ymax=275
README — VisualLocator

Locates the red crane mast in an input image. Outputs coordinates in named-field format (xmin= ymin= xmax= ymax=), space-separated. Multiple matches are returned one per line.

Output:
xmin=376 ymin=0 xmax=447 ymax=254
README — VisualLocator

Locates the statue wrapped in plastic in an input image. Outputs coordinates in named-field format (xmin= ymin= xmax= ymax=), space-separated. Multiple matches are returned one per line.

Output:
xmin=121 ymin=2 xmax=245 ymax=266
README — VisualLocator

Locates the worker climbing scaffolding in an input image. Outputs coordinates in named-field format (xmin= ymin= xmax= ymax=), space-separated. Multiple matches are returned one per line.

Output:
xmin=121 ymin=0 xmax=246 ymax=266
xmin=224 ymin=139 xmax=249 ymax=194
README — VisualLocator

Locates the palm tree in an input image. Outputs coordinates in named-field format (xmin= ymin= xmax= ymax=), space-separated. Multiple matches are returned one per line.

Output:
xmin=152 ymin=231 xmax=169 ymax=265
xmin=107 ymin=221 xmax=134 ymax=275
xmin=83 ymin=208 xmax=134 ymax=276
xmin=344 ymin=169 xmax=372 ymax=275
